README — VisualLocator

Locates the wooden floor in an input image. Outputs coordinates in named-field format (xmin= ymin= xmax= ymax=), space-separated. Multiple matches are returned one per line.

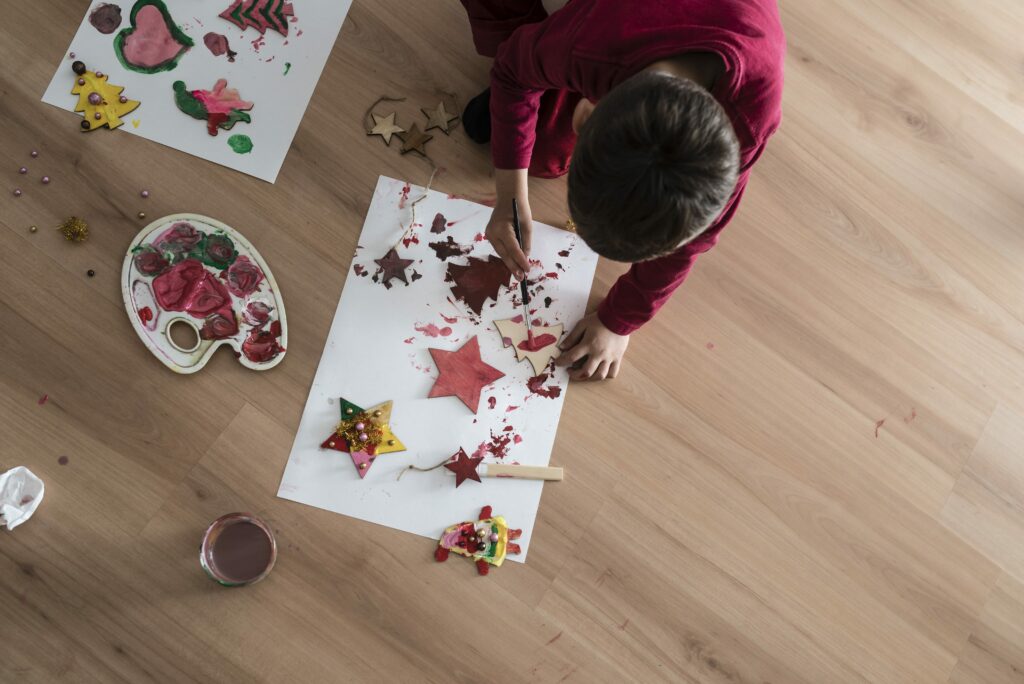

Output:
xmin=2 ymin=0 xmax=1023 ymax=681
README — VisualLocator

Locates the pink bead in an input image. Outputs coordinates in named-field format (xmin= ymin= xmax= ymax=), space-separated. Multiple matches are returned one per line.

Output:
xmin=69 ymin=52 xmax=76 ymax=58
xmin=119 ymin=95 xmax=128 ymax=104
xmin=30 ymin=150 xmax=38 ymax=158
xmin=489 ymin=533 xmax=499 ymax=542
xmin=18 ymin=167 xmax=27 ymax=174
xmin=354 ymin=422 xmax=365 ymax=431
xmin=13 ymin=189 xmax=22 ymax=197
xmin=41 ymin=176 xmax=50 ymax=184
xmin=140 ymin=189 xmax=150 ymax=198
xmin=95 ymin=71 xmax=103 ymax=78
xmin=94 ymin=112 xmax=102 ymax=120
xmin=358 ymin=433 xmax=368 ymax=441
xmin=88 ymin=92 xmax=101 ymax=105
xmin=78 ymin=78 xmax=85 ymax=86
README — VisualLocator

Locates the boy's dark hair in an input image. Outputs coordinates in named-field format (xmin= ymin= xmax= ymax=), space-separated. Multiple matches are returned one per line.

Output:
xmin=568 ymin=71 xmax=740 ymax=262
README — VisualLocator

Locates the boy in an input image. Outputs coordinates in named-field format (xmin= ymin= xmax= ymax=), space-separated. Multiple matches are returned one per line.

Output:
xmin=460 ymin=0 xmax=785 ymax=380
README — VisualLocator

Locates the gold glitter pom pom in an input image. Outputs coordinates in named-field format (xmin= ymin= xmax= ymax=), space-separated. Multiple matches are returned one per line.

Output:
xmin=565 ymin=219 xmax=577 ymax=233
xmin=57 ymin=216 xmax=89 ymax=242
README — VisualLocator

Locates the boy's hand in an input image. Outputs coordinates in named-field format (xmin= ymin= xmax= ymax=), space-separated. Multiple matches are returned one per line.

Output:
xmin=555 ymin=312 xmax=630 ymax=381
xmin=487 ymin=168 xmax=531 ymax=279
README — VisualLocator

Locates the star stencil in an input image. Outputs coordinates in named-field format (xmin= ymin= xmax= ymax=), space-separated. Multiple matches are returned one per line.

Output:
xmin=428 ymin=336 xmax=505 ymax=413
xmin=368 ymin=112 xmax=405 ymax=145
xmin=444 ymin=447 xmax=483 ymax=487
xmin=398 ymin=123 xmax=433 ymax=155
xmin=321 ymin=397 xmax=406 ymax=478
xmin=422 ymin=102 xmax=459 ymax=134
xmin=374 ymin=248 xmax=414 ymax=288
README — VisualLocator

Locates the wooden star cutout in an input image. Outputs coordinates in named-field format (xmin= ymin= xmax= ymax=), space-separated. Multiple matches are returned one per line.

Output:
xmin=427 ymin=336 xmax=505 ymax=413
xmin=368 ymin=112 xmax=405 ymax=145
xmin=421 ymin=102 xmax=459 ymax=134
xmin=397 ymin=123 xmax=433 ymax=155
xmin=374 ymin=248 xmax=414 ymax=289
xmin=444 ymin=448 xmax=483 ymax=487
xmin=321 ymin=398 xmax=406 ymax=478
xmin=494 ymin=318 xmax=564 ymax=374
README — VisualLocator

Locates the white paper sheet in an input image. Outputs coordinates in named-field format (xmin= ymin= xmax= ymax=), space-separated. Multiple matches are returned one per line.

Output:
xmin=277 ymin=176 xmax=599 ymax=561
xmin=41 ymin=0 xmax=352 ymax=182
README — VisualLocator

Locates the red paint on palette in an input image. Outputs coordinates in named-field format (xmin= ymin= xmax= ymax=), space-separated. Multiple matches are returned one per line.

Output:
xmin=138 ymin=306 xmax=154 ymax=323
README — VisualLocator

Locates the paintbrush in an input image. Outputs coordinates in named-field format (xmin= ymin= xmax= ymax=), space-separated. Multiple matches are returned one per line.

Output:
xmin=511 ymin=198 xmax=534 ymax=345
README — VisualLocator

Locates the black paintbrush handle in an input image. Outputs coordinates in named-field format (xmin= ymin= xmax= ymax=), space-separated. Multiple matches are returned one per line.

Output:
xmin=511 ymin=198 xmax=530 ymax=304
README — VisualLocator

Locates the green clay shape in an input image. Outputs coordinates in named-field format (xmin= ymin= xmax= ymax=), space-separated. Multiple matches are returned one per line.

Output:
xmin=114 ymin=0 xmax=194 ymax=74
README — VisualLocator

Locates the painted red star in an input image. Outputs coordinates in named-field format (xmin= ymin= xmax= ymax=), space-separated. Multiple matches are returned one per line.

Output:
xmin=374 ymin=248 xmax=414 ymax=289
xmin=444 ymin=447 xmax=483 ymax=487
xmin=427 ymin=336 xmax=505 ymax=413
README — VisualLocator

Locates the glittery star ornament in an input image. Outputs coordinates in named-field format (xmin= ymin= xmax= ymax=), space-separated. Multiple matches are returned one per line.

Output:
xmin=446 ymin=255 xmax=512 ymax=315
xmin=373 ymin=248 xmax=414 ymax=289
xmin=427 ymin=336 xmax=505 ymax=412
xmin=368 ymin=112 xmax=404 ymax=145
xmin=444 ymin=447 xmax=483 ymax=487
xmin=57 ymin=216 xmax=90 ymax=242
xmin=397 ymin=123 xmax=432 ymax=155
xmin=320 ymin=397 xmax=406 ymax=478
xmin=421 ymin=102 xmax=459 ymax=134
xmin=435 ymin=505 xmax=522 ymax=575
xmin=493 ymin=318 xmax=564 ymax=374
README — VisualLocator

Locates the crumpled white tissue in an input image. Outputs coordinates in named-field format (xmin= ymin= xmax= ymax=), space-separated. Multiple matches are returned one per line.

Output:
xmin=0 ymin=466 xmax=44 ymax=531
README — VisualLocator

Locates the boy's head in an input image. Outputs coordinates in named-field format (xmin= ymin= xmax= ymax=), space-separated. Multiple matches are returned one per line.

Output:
xmin=568 ymin=71 xmax=740 ymax=262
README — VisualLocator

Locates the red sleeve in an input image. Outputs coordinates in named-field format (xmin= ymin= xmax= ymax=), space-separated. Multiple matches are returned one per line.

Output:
xmin=488 ymin=13 xmax=575 ymax=170
xmin=596 ymin=176 xmax=748 ymax=335
xmin=459 ymin=0 xmax=547 ymax=58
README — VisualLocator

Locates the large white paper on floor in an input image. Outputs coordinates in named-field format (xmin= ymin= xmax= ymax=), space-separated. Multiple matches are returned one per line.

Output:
xmin=277 ymin=176 xmax=599 ymax=560
xmin=41 ymin=0 xmax=352 ymax=182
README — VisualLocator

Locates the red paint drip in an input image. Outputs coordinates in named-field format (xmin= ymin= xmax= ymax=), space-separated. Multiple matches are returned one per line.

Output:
xmin=441 ymin=314 xmax=458 ymax=324
xmin=398 ymin=183 xmax=411 ymax=209
xmin=518 ymin=333 xmax=557 ymax=352
xmin=527 ymin=374 xmax=562 ymax=399
xmin=37 ymin=394 xmax=48 ymax=406
xmin=874 ymin=418 xmax=886 ymax=438
xmin=487 ymin=396 xmax=496 ymax=409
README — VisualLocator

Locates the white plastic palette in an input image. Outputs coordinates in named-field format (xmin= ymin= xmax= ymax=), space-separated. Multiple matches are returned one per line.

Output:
xmin=121 ymin=213 xmax=287 ymax=373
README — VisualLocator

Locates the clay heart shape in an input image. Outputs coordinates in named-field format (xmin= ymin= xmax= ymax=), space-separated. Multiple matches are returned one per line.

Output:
xmin=122 ymin=214 xmax=287 ymax=374
xmin=114 ymin=0 xmax=193 ymax=73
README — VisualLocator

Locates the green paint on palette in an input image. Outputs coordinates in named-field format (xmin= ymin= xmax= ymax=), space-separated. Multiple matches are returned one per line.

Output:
xmin=284 ymin=62 xmax=291 ymax=75
xmin=228 ymin=134 xmax=254 ymax=154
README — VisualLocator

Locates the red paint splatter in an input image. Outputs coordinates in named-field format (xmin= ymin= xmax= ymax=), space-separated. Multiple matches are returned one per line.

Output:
xmin=544 ymin=271 xmax=559 ymax=279
xmin=354 ymin=263 xmax=366 ymax=276
xmin=401 ymin=234 xmax=420 ymax=248
xmin=543 ymin=297 xmax=554 ymax=308
xmin=472 ymin=430 xmax=515 ymax=460
xmin=138 ymin=306 xmax=154 ymax=323
xmin=706 ymin=342 xmax=715 ymax=350
xmin=510 ymin=314 xmax=523 ymax=323
xmin=558 ymin=249 xmax=570 ymax=257
xmin=473 ymin=232 xmax=486 ymax=242
xmin=441 ymin=314 xmax=458 ymax=324
xmin=429 ymin=236 xmax=471 ymax=260
xmin=513 ymin=435 xmax=523 ymax=444
xmin=506 ymin=405 xmax=519 ymax=412
xmin=503 ymin=425 xmax=514 ymax=432
xmin=430 ymin=213 xmax=447 ymax=234
xmin=57 ymin=455 xmax=69 ymax=465
xmin=414 ymin=323 xmax=453 ymax=338
xmin=37 ymin=394 xmax=48 ymax=406
xmin=874 ymin=418 xmax=886 ymax=438
xmin=527 ymin=374 xmax=562 ymax=399
xmin=518 ymin=333 xmax=557 ymax=352
xmin=487 ymin=396 xmax=496 ymax=409
xmin=403 ymin=337 xmax=415 ymax=344
xmin=398 ymin=183 xmax=411 ymax=209
xmin=904 ymin=408 xmax=917 ymax=423
xmin=411 ymin=270 xmax=423 ymax=282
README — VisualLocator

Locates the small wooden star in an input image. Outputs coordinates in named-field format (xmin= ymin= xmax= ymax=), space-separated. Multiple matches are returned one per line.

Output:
xmin=397 ymin=123 xmax=432 ymax=155
xmin=444 ymin=448 xmax=483 ymax=487
xmin=368 ymin=112 xmax=404 ymax=145
xmin=374 ymin=248 xmax=414 ymax=289
xmin=421 ymin=102 xmax=459 ymax=134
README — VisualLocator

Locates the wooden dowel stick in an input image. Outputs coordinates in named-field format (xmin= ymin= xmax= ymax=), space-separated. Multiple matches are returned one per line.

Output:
xmin=483 ymin=464 xmax=564 ymax=481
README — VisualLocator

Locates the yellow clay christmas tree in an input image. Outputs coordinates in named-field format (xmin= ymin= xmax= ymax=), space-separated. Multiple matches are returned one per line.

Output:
xmin=70 ymin=60 xmax=140 ymax=131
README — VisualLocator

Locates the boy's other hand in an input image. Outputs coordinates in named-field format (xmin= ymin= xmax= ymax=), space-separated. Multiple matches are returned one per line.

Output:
xmin=555 ymin=312 xmax=630 ymax=381
xmin=486 ymin=200 xmax=532 ymax=280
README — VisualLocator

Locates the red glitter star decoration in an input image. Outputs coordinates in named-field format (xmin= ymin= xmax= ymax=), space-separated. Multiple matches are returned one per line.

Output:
xmin=446 ymin=255 xmax=512 ymax=315
xmin=444 ymin=447 xmax=483 ymax=487
xmin=374 ymin=248 xmax=414 ymax=289
xmin=427 ymin=336 xmax=505 ymax=413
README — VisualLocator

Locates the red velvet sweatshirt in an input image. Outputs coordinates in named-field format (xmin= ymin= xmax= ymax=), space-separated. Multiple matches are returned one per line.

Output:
xmin=461 ymin=0 xmax=785 ymax=335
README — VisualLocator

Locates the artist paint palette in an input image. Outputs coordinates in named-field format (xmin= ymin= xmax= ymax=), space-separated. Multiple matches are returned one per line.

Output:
xmin=121 ymin=213 xmax=287 ymax=374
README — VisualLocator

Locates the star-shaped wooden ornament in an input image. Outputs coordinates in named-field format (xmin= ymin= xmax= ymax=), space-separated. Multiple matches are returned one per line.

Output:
xmin=321 ymin=397 xmax=406 ymax=478
xmin=421 ymin=102 xmax=459 ymax=134
xmin=368 ymin=112 xmax=404 ymax=145
xmin=493 ymin=318 xmax=564 ymax=374
xmin=397 ymin=123 xmax=432 ymax=155
xmin=427 ymin=336 xmax=505 ymax=413
xmin=374 ymin=248 xmax=414 ymax=289
xmin=444 ymin=447 xmax=483 ymax=487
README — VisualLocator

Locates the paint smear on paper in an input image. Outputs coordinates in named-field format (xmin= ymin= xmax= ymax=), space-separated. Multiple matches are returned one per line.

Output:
xmin=430 ymin=213 xmax=447 ymax=234
xmin=89 ymin=3 xmax=123 ymax=34
xmin=428 ymin=236 xmax=471 ymax=261
xmin=414 ymin=323 xmax=453 ymax=338
xmin=487 ymin=396 xmax=496 ymax=409
xmin=518 ymin=333 xmax=557 ymax=352
xmin=203 ymin=32 xmax=237 ymax=61
xmin=228 ymin=134 xmax=253 ymax=154
xmin=284 ymin=61 xmax=291 ymax=75
xmin=527 ymin=374 xmax=561 ymax=399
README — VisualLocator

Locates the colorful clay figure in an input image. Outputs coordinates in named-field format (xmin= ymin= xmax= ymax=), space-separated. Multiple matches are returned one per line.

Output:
xmin=69 ymin=61 xmax=140 ymax=131
xmin=320 ymin=398 xmax=406 ymax=478
xmin=121 ymin=214 xmax=287 ymax=374
xmin=173 ymin=79 xmax=253 ymax=136
xmin=435 ymin=506 xmax=522 ymax=576
xmin=220 ymin=0 xmax=294 ymax=37
xmin=114 ymin=0 xmax=193 ymax=74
